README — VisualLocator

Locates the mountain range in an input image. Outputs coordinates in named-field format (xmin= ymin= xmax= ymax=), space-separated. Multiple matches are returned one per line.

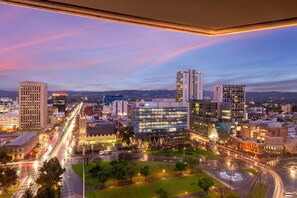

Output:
xmin=0 ymin=90 xmax=296 ymax=103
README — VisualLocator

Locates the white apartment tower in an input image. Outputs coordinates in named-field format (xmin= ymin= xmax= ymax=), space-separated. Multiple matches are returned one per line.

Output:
xmin=19 ymin=81 xmax=48 ymax=130
xmin=176 ymin=70 xmax=203 ymax=102
xmin=112 ymin=100 xmax=128 ymax=116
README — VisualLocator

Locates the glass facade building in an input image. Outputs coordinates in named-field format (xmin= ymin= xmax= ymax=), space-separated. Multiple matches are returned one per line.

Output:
xmin=103 ymin=95 xmax=125 ymax=106
xmin=128 ymin=101 xmax=188 ymax=139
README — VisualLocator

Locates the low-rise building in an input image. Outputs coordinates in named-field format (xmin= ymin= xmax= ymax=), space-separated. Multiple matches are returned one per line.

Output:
xmin=285 ymin=136 xmax=297 ymax=154
xmin=0 ymin=114 xmax=19 ymax=132
xmin=232 ymin=119 xmax=288 ymax=156
xmin=2 ymin=133 xmax=38 ymax=160
xmin=230 ymin=136 xmax=265 ymax=155
xmin=78 ymin=117 xmax=117 ymax=150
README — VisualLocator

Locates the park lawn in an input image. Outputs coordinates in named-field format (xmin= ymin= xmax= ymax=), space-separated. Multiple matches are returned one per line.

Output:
xmin=148 ymin=149 xmax=219 ymax=159
xmin=87 ymin=174 xmax=225 ymax=198
xmin=201 ymin=190 xmax=240 ymax=198
xmin=247 ymin=182 xmax=269 ymax=198
xmin=135 ymin=161 xmax=177 ymax=179
xmin=72 ymin=161 xmax=114 ymax=188
xmin=242 ymin=167 xmax=258 ymax=175
xmin=72 ymin=161 xmax=177 ymax=188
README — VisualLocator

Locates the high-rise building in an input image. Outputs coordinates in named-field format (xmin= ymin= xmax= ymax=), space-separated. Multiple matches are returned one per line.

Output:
xmin=128 ymin=100 xmax=188 ymax=141
xmin=281 ymin=104 xmax=292 ymax=114
xmin=214 ymin=84 xmax=246 ymax=122
xmin=176 ymin=70 xmax=203 ymax=102
xmin=111 ymin=100 xmax=128 ymax=116
xmin=52 ymin=93 xmax=68 ymax=113
xmin=19 ymin=81 xmax=48 ymax=130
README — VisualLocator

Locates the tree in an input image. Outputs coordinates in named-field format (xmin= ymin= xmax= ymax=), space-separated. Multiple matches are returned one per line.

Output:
xmin=36 ymin=186 xmax=55 ymax=198
xmin=22 ymin=188 xmax=34 ymax=198
xmin=174 ymin=161 xmax=187 ymax=174
xmin=197 ymin=177 xmax=214 ymax=195
xmin=36 ymin=157 xmax=65 ymax=188
xmin=110 ymin=160 xmax=127 ymax=182
xmin=88 ymin=164 xmax=103 ymax=177
xmin=183 ymin=156 xmax=198 ymax=170
xmin=119 ymin=126 xmax=135 ymax=146
xmin=97 ymin=171 xmax=109 ymax=184
xmin=125 ymin=161 xmax=137 ymax=181
xmin=215 ymin=186 xmax=228 ymax=198
xmin=155 ymin=188 xmax=168 ymax=198
xmin=140 ymin=166 xmax=151 ymax=181
xmin=0 ymin=151 xmax=12 ymax=164
xmin=0 ymin=166 xmax=17 ymax=189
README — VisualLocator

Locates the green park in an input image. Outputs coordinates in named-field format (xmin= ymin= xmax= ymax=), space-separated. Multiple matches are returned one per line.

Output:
xmin=73 ymin=158 xmax=240 ymax=198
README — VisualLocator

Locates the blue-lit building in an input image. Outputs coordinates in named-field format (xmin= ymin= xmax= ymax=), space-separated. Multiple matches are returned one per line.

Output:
xmin=103 ymin=95 xmax=125 ymax=106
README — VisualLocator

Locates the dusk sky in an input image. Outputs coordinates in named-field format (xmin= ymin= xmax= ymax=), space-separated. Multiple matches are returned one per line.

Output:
xmin=1 ymin=4 xmax=297 ymax=92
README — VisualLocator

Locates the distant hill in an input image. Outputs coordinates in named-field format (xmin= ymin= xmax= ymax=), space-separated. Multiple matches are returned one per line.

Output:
xmin=0 ymin=90 xmax=296 ymax=103
xmin=0 ymin=90 xmax=18 ymax=98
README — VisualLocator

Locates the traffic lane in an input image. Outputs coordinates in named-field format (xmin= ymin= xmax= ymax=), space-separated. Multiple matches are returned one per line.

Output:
xmin=273 ymin=159 xmax=297 ymax=193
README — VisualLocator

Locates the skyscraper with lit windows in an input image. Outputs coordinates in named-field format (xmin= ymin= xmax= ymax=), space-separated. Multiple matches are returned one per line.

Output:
xmin=19 ymin=81 xmax=48 ymax=130
xmin=214 ymin=84 xmax=246 ymax=122
xmin=176 ymin=70 xmax=203 ymax=102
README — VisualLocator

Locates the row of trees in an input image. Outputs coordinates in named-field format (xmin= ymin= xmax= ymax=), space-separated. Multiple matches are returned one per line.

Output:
xmin=23 ymin=157 xmax=65 ymax=198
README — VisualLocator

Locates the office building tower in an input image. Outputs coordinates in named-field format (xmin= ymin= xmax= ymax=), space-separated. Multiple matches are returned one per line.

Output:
xmin=52 ymin=93 xmax=68 ymax=113
xmin=176 ymin=70 xmax=203 ymax=102
xmin=19 ymin=81 xmax=48 ymax=130
xmin=214 ymin=84 xmax=246 ymax=122
xmin=128 ymin=100 xmax=188 ymax=140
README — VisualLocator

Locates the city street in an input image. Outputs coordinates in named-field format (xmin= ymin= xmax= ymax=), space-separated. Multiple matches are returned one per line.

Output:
xmin=271 ymin=157 xmax=297 ymax=197
xmin=12 ymin=103 xmax=82 ymax=198
xmin=51 ymin=102 xmax=83 ymax=198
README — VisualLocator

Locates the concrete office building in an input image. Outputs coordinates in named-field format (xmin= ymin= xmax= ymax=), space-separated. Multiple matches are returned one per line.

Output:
xmin=19 ymin=81 xmax=48 ymax=131
xmin=214 ymin=84 xmax=246 ymax=122
xmin=176 ymin=70 xmax=203 ymax=102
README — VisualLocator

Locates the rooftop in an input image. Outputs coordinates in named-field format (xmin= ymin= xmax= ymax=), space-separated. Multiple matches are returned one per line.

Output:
xmin=5 ymin=133 xmax=37 ymax=147
xmin=87 ymin=121 xmax=116 ymax=136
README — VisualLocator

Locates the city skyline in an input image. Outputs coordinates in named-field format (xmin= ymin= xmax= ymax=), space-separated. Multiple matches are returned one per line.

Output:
xmin=1 ymin=4 xmax=297 ymax=92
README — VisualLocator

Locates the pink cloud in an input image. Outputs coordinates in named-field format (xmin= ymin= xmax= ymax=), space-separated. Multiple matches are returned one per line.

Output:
xmin=0 ymin=23 xmax=99 ymax=54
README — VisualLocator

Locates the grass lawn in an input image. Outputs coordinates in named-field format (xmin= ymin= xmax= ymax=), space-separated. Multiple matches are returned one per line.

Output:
xmin=242 ymin=167 xmax=258 ymax=175
xmin=86 ymin=174 xmax=240 ymax=198
xmin=147 ymin=149 xmax=219 ymax=159
xmin=72 ymin=161 xmax=113 ymax=188
xmin=72 ymin=161 xmax=177 ymax=188
xmin=247 ymin=182 xmax=269 ymax=198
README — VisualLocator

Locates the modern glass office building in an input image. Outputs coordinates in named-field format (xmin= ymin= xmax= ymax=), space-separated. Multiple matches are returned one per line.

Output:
xmin=128 ymin=100 xmax=188 ymax=139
